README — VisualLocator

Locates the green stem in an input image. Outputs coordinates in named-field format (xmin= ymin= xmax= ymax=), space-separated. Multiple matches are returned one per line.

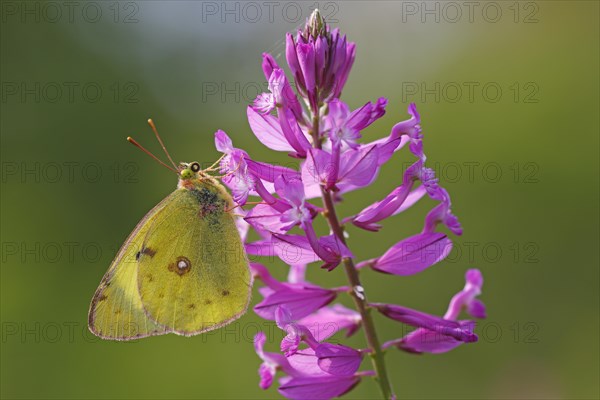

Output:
xmin=310 ymin=112 xmax=394 ymax=399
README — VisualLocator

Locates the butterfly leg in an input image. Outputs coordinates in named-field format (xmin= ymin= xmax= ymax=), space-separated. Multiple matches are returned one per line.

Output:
xmin=225 ymin=201 xmax=269 ymax=213
xmin=202 ymin=154 xmax=226 ymax=172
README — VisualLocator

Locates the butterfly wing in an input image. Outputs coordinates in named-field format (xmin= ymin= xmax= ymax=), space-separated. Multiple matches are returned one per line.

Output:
xmin=88 ymin=194 xmax=176 ymax=340
xmin=136 ymin=184 xmax=252 ymax=335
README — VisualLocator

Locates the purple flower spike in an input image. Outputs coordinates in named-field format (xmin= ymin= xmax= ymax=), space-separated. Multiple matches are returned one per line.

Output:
xmin=358 ymin=232 xmax=453 ymax=276
xmin=222 ymin=9 xmax=484 ymax=397
xmin=316 ymin=343 xmax=362 ymax=376
xmin=251 ymin=263 xmax=342 ymax=320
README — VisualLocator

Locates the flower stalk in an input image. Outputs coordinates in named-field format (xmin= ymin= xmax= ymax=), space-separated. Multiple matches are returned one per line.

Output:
xmin=325 ymin=197 xmax=394 ymax=399
xmin=312 ymin=106 xmax=393 ymax=398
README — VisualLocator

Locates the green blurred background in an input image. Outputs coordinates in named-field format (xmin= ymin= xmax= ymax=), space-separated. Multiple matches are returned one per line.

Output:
xmin=1 ymin=1 xmax=598 ymax=399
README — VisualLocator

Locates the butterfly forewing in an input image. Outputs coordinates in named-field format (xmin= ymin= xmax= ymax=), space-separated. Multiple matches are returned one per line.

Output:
xmin=136 ymin=183 xmax=252 ymax=335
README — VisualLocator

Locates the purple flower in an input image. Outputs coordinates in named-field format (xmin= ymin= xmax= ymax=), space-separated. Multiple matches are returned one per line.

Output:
xmin=244 ymin=172 xmax=353 ymax=270
xmin=371 ymin=302 xmax=478 ymax=343
xmin=302 ymin=144 xmax=380 ymax=195
xmin=423 ymin=187 xmax=463 ymax=235
xmin=357 ymin=232 xmax=453 ymax=275
xmin=323 ymin=98 xmax=387 ymax=149
xmin=261 ymin=52 xmax=280 ymax=81
xmin=275 ymin=307 xmax=363 ymax=375
xmin=214 ymin=129 xmax=255 ymax=204
xmin=254 ymin=331 xmax=296 ymax=389
xmin=252 ymin=303 xmax=370 ymax=400
xmin=348 ymin=159 xmax=436 ymax=231
xmin=366 ymin=102 xmax=422 ymax=165
xmin=275 ymin=175 xmax=312 ymax=230
xmin=383 ymin=269 xmax=486 ymax=354
xmin=267 ymin=230 xmax=353 ymax=271
xmin=263 ymin=68 xmax=304 ymax=122
xmin=316 ymin=343 xmax=363 ymax=376
xmin=445 ymin=269 xmax=486 ymax=320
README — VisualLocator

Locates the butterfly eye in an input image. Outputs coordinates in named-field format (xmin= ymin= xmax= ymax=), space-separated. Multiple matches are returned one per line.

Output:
xmin=190 ymin=162 xmax=201 ymax=172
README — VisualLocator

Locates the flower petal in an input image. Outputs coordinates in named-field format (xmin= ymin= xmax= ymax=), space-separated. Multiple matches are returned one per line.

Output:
xmin=337 ymin=144 xmax=379 ymax=191
xmin=247 ymin=106 xmax=295 ymax=152
xmin=279 ymin=374 xmax=361 ymax=400
xmin=371 ymin=303 xmax=478 ymax=343
xmin=316 ymin=343 xmax=362 ymax=376
xmin=368 ymin=232 xmax=453 ymax=276
xmin=272 ymin=234 xmax=321 ymax=265
xmin=298 ymin=304 xmax=361 ymax=342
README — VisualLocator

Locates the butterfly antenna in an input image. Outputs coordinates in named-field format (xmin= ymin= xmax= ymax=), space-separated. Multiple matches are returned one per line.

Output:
xmin=127 ymin=137 xmax=178 ymax=173
xmin=147 ymin=119 xmax=178 ymax=170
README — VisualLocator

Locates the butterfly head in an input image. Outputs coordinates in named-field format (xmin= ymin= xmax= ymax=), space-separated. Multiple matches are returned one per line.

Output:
xmin=127 ymin=120 xmax=224 ymax=185
xmin=179 ymin=162 xmax=203 ymax=181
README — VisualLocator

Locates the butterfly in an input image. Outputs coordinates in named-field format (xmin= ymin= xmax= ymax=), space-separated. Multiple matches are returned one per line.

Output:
xmin=88 ymin=120 xmax=252 ymax=340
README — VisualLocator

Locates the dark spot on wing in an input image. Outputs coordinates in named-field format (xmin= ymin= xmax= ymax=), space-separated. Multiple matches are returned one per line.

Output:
xmin=146 ymin=274 xmax=154 ymax=282
xmin=222 ymin=290 xmax=230 ymax=296
xmin=187 ymin=303 xmax=196 ymax=309
xmin=158 ymin=292 xmax=165 ymax=299
xmin=98 ymin=294 xmax=108 ymax=302
xmin=204 ymin=299 xmax=212 ymax=305
xmin=137 ymin=246 xmax=157 ymax=261
xmin=168 ymin=256 xmax=192 ymax=276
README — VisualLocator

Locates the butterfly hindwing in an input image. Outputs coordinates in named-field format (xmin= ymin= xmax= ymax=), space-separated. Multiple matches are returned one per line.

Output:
xmin=136 ymin=182 xmax=252 ymax=335
xmin=88 ymin=195 xmax=176 ymax=340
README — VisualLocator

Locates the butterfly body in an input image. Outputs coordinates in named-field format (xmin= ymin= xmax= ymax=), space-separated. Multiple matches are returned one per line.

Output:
xmin=89 ymin=162 xmax=252 ymax=340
